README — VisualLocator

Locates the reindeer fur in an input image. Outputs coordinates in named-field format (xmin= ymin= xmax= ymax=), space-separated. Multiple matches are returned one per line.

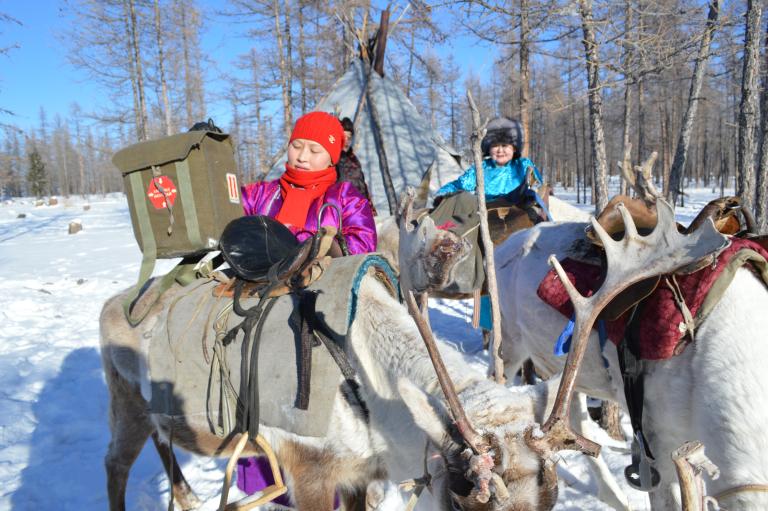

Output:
xmin=496 ymin=220 xmax=768 ymax=509
xmin=101 ymin=274 xmax=564 ymax=510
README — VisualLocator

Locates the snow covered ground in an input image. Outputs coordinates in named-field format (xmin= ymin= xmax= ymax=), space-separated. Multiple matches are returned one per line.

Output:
xmin=0 ymin=187 xmax=731 ymax=510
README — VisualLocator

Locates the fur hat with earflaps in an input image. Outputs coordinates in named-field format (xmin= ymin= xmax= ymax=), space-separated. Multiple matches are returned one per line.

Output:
xmin=481 ymin=117 xmax=524 ymax=157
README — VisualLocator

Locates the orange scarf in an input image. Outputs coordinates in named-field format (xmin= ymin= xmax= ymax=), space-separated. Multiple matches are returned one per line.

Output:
xmin=276 ymin=164 xmax=338 ymax=228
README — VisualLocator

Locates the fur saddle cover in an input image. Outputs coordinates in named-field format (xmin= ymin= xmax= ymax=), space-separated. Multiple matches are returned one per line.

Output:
xmin=537 ymin=237 xmax=768 ymax=360
xmin=143 ymin=254 xmax=398 ymax=438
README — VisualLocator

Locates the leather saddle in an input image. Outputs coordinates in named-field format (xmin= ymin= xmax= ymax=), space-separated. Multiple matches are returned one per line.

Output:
xmin=216 ymin=215 xmax=338 ymax=299
xmin=578 ymin=195 xmax=755 ymax=321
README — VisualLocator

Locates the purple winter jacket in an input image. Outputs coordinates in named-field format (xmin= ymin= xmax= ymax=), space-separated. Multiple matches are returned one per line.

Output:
xmin=241 ymin=179 xmax=377 ymax=255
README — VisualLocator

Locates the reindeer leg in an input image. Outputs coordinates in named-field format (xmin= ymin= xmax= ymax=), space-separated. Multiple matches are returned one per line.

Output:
xmin=292 ymin=480 xmax=337 ymax=511
xmin=151 ymin=431 xmax=201 ymax=510
xmin=104 ymin=380 xmax=155 ymax=511
xmin=340 ymin=486 xmax=367 ymax=511
xmin=573 ymin=393 xmax=631 ymax=510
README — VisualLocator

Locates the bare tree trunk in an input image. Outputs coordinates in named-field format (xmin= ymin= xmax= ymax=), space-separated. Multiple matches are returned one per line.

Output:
xmin=178 ymin=0 xmax=194 ymax=128
xmin=668 ymin=1 xmax=719 ymax=206
xmin=737 ymin=0 xmax=762 ymax=215
xmin=250 ymin=50 xmax=268 ymax=179
xmin=154 ymin=0 xmax=172 ymax=136
xmin=274 ymin=0 xmax=293 ymax=139
xmin=621 ymin=85 xmax=632 ymax=196
xmin=637 ymin=77 xmax=646 ymax=163
xmin=757 ymin=19 xmax=768 ymax=233
xmin=578 ymin=0 xmax=609 ymax=212
xmin=125 ymin=0 xmax=148 ymax=140
xmin=660 ymin=102 xmax=671 ymax=195
xmin=636 ymin=6 xmax=646 ymax=163
xmin=297 ymin=0 xmax=307 ymax=115
xmin=519 ymin=0 xmax=531 ymax=157
xmin=719 ymin=116 xmax=726 ymax=197
xmin=620 ymin=3 xmax=634 ymax=196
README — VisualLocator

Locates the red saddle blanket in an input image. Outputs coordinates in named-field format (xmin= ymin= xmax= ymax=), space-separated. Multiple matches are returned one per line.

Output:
xmin=536 ymin=237 xmax=768 ymax=360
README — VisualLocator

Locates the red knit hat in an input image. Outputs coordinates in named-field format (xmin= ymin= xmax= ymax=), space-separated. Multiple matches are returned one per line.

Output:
xmin=289 ymin=112 xmax=345 ymax=165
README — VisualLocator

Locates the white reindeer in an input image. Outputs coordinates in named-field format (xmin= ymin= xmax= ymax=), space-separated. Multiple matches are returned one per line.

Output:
xmin=101 ymin=258 xmax=579 ymax=510
xmin=495 ymin=196 xmax=768 ymax=509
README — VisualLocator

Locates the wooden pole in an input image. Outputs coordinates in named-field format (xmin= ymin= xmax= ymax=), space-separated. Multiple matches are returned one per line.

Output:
xmin=467 ymin=90 xmax=505 ymax=384
xmin=365 ymin=8 xmax=398 ymax=215
xmin=373 ymin=7 xmax=390 ymax=77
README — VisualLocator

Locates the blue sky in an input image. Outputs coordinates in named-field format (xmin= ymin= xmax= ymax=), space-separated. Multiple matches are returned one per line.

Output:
xmin=0 ymin=1 xmax=497 ymax=134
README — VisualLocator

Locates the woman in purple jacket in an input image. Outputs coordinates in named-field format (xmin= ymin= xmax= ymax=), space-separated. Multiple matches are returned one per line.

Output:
xmin=241 ymin=111 xmax=376 ymax=255
xmin=237 ymin=111 xmax=375 ymax=507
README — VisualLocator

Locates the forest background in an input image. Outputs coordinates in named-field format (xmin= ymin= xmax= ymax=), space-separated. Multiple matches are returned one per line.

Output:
xmin=1 ymin=0 xmax=767 ymax=231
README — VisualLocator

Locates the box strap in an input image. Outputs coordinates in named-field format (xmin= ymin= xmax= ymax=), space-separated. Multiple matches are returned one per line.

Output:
xmin=175 ymin=159 xmax=204 ymax=249
xmin=122 ymin=171 xmax=160 ymax=325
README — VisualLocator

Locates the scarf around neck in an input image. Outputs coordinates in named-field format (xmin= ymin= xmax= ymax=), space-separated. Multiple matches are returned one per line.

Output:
xmin=276 ymin=164 xmax=338 ymax=228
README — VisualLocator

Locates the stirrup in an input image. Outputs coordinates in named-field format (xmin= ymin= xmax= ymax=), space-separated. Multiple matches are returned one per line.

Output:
xmin=219 ymin=433 xmax=287 ymax=511
xmin=624 ymin=431 xmax=661 ymax=492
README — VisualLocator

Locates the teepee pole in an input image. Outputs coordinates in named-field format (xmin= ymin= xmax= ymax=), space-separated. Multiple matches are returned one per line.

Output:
xmin=366 ymin=7 xmax=398 ymax=215
xmin=467 ymin=90 xmax=505 ymax=384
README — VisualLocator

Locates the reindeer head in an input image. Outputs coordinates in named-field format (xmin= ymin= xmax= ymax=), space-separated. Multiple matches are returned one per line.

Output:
xmin=398 ymin=189 xmax=473 ymax=295
xmin=398 ymin=377 xmax=561 ymax=511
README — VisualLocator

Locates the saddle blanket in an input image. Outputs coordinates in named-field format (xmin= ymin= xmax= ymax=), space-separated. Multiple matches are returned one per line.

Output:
xmin=537 ymin=237 xmax=768 ymax=360
xmin=145 ymin=254 xmax=397 ymax=438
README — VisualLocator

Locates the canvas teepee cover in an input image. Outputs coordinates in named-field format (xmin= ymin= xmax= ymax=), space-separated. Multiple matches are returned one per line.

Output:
xmin=269 ymin=60 xmax=464 ymax=214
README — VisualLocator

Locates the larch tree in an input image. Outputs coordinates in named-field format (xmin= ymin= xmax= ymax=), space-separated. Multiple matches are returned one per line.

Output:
xmin=578 ymin=0 xmax=608 ymax=212
xmin=756 ymin=13 xmax=768 ymax=233
xmin=737 ymin=0 xmax=762 ymax=216
xmin=667 ymin=1 xmax=719 ymax=207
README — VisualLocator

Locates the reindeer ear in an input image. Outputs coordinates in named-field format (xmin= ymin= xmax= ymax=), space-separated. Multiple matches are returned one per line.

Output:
xmin=398 ymin=378 xmax=449 ymax=445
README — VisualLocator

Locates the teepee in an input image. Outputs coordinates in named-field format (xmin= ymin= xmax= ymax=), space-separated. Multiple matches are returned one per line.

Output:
xmin=268 ymin=21 xmax=463 ymax=215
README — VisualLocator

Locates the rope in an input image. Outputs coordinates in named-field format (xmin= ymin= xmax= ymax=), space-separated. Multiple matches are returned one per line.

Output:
xmin=664 ymin=275 xmax=695 ymax=343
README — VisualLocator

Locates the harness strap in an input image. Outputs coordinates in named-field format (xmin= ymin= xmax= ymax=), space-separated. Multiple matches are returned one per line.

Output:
xmin=299 ymin=290 xmax=357 ymax=380
xmin=295 ymin=294 xmax=318 ymax=410
xmin=714 ymin=483 xmax=768 ymax=501
xmin=244 ymin=297 xmax=279 ymax=440
xmin=618 ymin=302 xmax=661 ymax=491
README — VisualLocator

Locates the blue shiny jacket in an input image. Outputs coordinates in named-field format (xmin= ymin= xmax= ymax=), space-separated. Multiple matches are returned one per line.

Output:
xmin=436 ymin=157 xmax=543 ymax=200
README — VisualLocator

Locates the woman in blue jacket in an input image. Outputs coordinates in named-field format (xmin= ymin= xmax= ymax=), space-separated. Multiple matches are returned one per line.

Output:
xmin=436 ymin=117 xmax=543 ymax=202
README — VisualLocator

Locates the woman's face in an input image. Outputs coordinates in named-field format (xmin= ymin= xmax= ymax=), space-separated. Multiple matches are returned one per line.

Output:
xmin=287 ymin=138 xmax=333 ymax=171
xmin=343 ymin=130 xmax=353 ymax=151
xmin=489 ymin=143 xmax=515 ymax=165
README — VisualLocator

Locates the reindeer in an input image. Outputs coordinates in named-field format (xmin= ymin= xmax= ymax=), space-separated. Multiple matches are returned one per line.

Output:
xmin=494 ymin=159 xmax=768 ymax=509
xmin=101 ymin=256 xmax=580 ymax=510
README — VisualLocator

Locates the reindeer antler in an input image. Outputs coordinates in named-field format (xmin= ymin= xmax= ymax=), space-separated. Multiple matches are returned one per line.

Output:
xmin=404 ymin=290 xmax=484 ymax=453
xmin=537 ymin=199 xmax=728 ymax=457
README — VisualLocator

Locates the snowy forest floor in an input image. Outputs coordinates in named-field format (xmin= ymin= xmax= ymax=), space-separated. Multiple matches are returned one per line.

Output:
xmin=0 ymin=186 xmax=729 ymax=510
